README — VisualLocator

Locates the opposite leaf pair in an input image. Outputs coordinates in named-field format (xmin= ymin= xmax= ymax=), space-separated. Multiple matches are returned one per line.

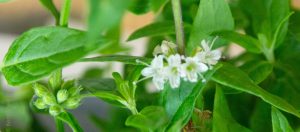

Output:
xmin=141 ymin=39 xmax=221 ymax=90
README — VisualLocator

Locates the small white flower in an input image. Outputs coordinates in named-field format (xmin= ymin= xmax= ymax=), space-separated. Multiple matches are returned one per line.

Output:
xmin=166 ymin=54 xmax=182 ymax=88
xmin=197 ymin=40 xmax=221 ymax=66
xmin=153 ymin=40 xmax=177 ymax=56
xmin=141 ymin=55 xmax=166 ymax=90
xmin=181 ymin=56 xmax=208 ymax=82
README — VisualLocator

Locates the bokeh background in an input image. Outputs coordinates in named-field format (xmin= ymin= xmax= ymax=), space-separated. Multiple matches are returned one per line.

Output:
xmin=0 ymin=0 xmax=300 ymax=131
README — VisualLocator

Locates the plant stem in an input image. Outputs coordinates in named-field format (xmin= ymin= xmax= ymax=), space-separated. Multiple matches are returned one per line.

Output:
xmin=55 ymin=117 xmax=65 ymax=132
xmin=59 ymin=0 xmax=72 ymax=27
xmin=171 ymin=0 xmax=185 ymax=55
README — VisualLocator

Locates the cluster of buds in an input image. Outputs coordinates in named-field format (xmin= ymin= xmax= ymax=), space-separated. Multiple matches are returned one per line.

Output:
xmin=141 ymin=39 xmax=221 ymax=90
xmin=33 ymin=75 xmax=82 ymax=116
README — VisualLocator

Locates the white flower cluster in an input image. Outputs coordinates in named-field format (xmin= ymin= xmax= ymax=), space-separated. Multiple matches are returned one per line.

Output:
xmin=141 ymin=39 xmax=221 ymax=90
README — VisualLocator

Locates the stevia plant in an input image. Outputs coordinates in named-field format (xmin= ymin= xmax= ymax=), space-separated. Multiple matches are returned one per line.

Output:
xmin=0 ymin=0 xmax=300 ymax=131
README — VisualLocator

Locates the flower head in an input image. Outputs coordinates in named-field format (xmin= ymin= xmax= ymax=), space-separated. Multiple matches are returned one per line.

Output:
xmin=141 ymin=55 xmax=166 ymax=90
xmin=181 ymin=56 xmax=208 ymax=82
xmin=197 ymin=40 xmax=221 ymax=66
xmin=165 ymin=54 xmax=182 ymax=88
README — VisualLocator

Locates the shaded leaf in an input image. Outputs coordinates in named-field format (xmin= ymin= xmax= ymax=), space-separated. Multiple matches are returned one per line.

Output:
xmin=125 ymin=106 xmax=169 ymax=131
xmin=213 ymin=86 xmax=251 ymax=132
xmin=240 ymin=60 xmax=273 ymax=84
xmin=187 ymin=0 xmax=234 ymax=54
xmin=271 ymin=107 xmax=293 ymax=132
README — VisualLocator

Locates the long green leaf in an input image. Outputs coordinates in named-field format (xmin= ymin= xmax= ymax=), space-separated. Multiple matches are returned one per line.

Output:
xmin=187 ymin=0 xmax=234 ymax=54
xmin=39 ymin=0 xmax=60 ymax=24
xmin=56 ymin=112 xmax=83 ymax=132
xmin=80 ymin=55 xmax=151 ymax=65
xmin=213 ymin=86 xmax=251 ymax=132
xmin=271 ymin=107 xmax=294 ymax=132
xmin=212 ymin=63 xmax=300 ymax=118
xmin=127 ymin=21 xmax=191 ymax=41
xmin=1 ymin=27 xmax=107 ymax=86
xmin=214 ymin=31 xmax=261 ymax=53
xmin=240 ymin=60 xmax=273 ymax=84
xmin=163 ymin=64 xmax=221 ymax=129
xmin=125 ymin=106 xmax=169 ymax=131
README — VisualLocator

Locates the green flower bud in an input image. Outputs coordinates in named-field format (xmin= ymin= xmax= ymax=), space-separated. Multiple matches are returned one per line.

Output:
xmin=33 ymin=83 xmax=49 ymax=97
xmin=68 ymin=86 xmax=82 ymax=97
xmin=49 ymin=70 xmax=62 ymax=90
xmin=63 ymin=96 xmax=81 ymax=109
xmin=57 ymin=89 xmax=69 ymax=103
xmin=34 ymin=98 xmax=47 ymax=109
xmin=43 ymin=94 xmax=57 ymax=106
xmin=49 ymin=105 xmax=63 ymax=116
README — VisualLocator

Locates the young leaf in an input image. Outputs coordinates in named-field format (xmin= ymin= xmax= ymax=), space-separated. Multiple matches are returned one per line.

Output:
xmin=212 ymin=63 xmax=300 ymax=118
xmin=213 ymin=86 xmax=251 ymax=132
xmin=213 ymin=31 xmax=261 ymax=53
xmin=78 ymin=78 xmax=116 ymax=93
xmin=128 ymin=0 xmax=151 ymax=15
xmin=271 ymin=107 xmax=294 ymax=132
xmin=39 ymin=0 xmax=60 ymax=24
xmin=187 ymin=0 xmax=234 ymax=54
xmin=93 ymin=91 xmax=128 ymax=108
xmin=56 ymin=112 xmax=83 ymax=132
xmin=162 ymin=64 xmax=221 ymax=129
xmin=80 ymin=55 xmax=151 ymax=65
xmin=88 ymin=0 xmax=129 ymax=39
xmin=127 ymin=21 xmax=191 ymax=41
xmin=1 ymin=27 xmax=107 ymax=86
xmin=125 ymin=106 xmax=169 ymax=131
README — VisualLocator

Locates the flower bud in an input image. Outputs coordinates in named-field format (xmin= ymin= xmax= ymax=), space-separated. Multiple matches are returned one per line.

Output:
xmin=68 ymin=86 xmax=82 ymax=97
xmin=33 ymin=83 xmax=49 ymax=97
xmin=49 ymin=70 xmax=62 ymax=90
xmin=43 ymin=94 xmax=57 ymax=106
xmin=34 ymin=98 xmax=47 ymax=109
xmin=57 ymin=89 xmax=69 ymax=103
xmin=49 ymin=105 xmax=63 ymax=116
xmin=63 ymin=96 xmax=81 ymax=109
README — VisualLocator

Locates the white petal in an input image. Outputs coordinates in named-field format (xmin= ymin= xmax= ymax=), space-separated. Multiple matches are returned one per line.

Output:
xmin=153 ymin=77 xmax=165 ymax=90
xmin=211 ymin=50 xmax=221 ymax=61
xmin=197 ymin=63 xmax=208 ymax=72
xmin=152 ymin=55 xmax=164 ymax=68
xmin=167 ymin=54 xmax=181 ymax=66
xmin=169 ymin=75 xmax=180 ymax=88
xmin=201 ymin=40 xmax=210 ymax=51
xmin=187 ymin=72 xmax=198 ymax=82
xmin=141 ymin=67 xmax=154 ymax=76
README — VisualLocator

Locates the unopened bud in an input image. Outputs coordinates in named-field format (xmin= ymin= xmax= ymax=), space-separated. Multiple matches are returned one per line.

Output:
xmin=49 ymin=105 xmax=63 ymax=116
xmin=57 ymin=89 xmax=69 ymax=103
xmin=68 ymin=87 xmax=82 ymax=97
xmin=33 ymin=83 xmax=49 ymax=97
xmin=43 ymin=94 xmax=57 ymax=106
xmin=63 ymin=96 xmax=81 ymax=109
xmin=34 ymin=98 xmax=47 ymax=109
xmin=49 ymin=70 xmax=62 ymax=90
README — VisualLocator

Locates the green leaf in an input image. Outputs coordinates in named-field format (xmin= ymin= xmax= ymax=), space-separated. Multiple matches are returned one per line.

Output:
xmin=240 ymin=60 xmax=273 ymax=84
xmin=271 ymin=107 xmax=294 ymax=132
xmin=212 ymin=63 xmax=300 ymax=118
xmin=128 ymin=0 xmax=151 ymax=15
xmin=187 ymin=0 xmax=234 ymax=54
xmin=78 ymin=78 xmax=116 ymax=93
xmin=39 ymin=0 xmax=60 ymax=24
xmin=56 ymin=112 xmax=83 ymax=132
xmin=93 ymin=91 xmax=128 ymax=108
xmin=127 ymin=21 xmax=191 ymax=41
xmin=1 ymin=26 xmax=107 ymax=86
xmin=150 ymin=0 xmax=168 ymax=12
xmin=125 ymin=106 xmax=169 ymax=131
xmin=162 ymin=64 xmax=221 ymax=129
xmin=213 ymin=86 xmax=251 ymax=132
xmin=80 ymin=55 xmax=151 ymax=65
xmin=88 ymin=0 xmax=129 ymax=39
xmin=213 ymin=31 xmax=261 ymax=53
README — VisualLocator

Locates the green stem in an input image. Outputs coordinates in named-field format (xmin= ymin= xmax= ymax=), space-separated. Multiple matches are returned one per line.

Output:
xmin=55 ymin=117 xmax=65 ymax=132
xmin=171 ymin=0 xmax=185 ymax=55
xmin=59 ymin=0 xmax=72 ymax=27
